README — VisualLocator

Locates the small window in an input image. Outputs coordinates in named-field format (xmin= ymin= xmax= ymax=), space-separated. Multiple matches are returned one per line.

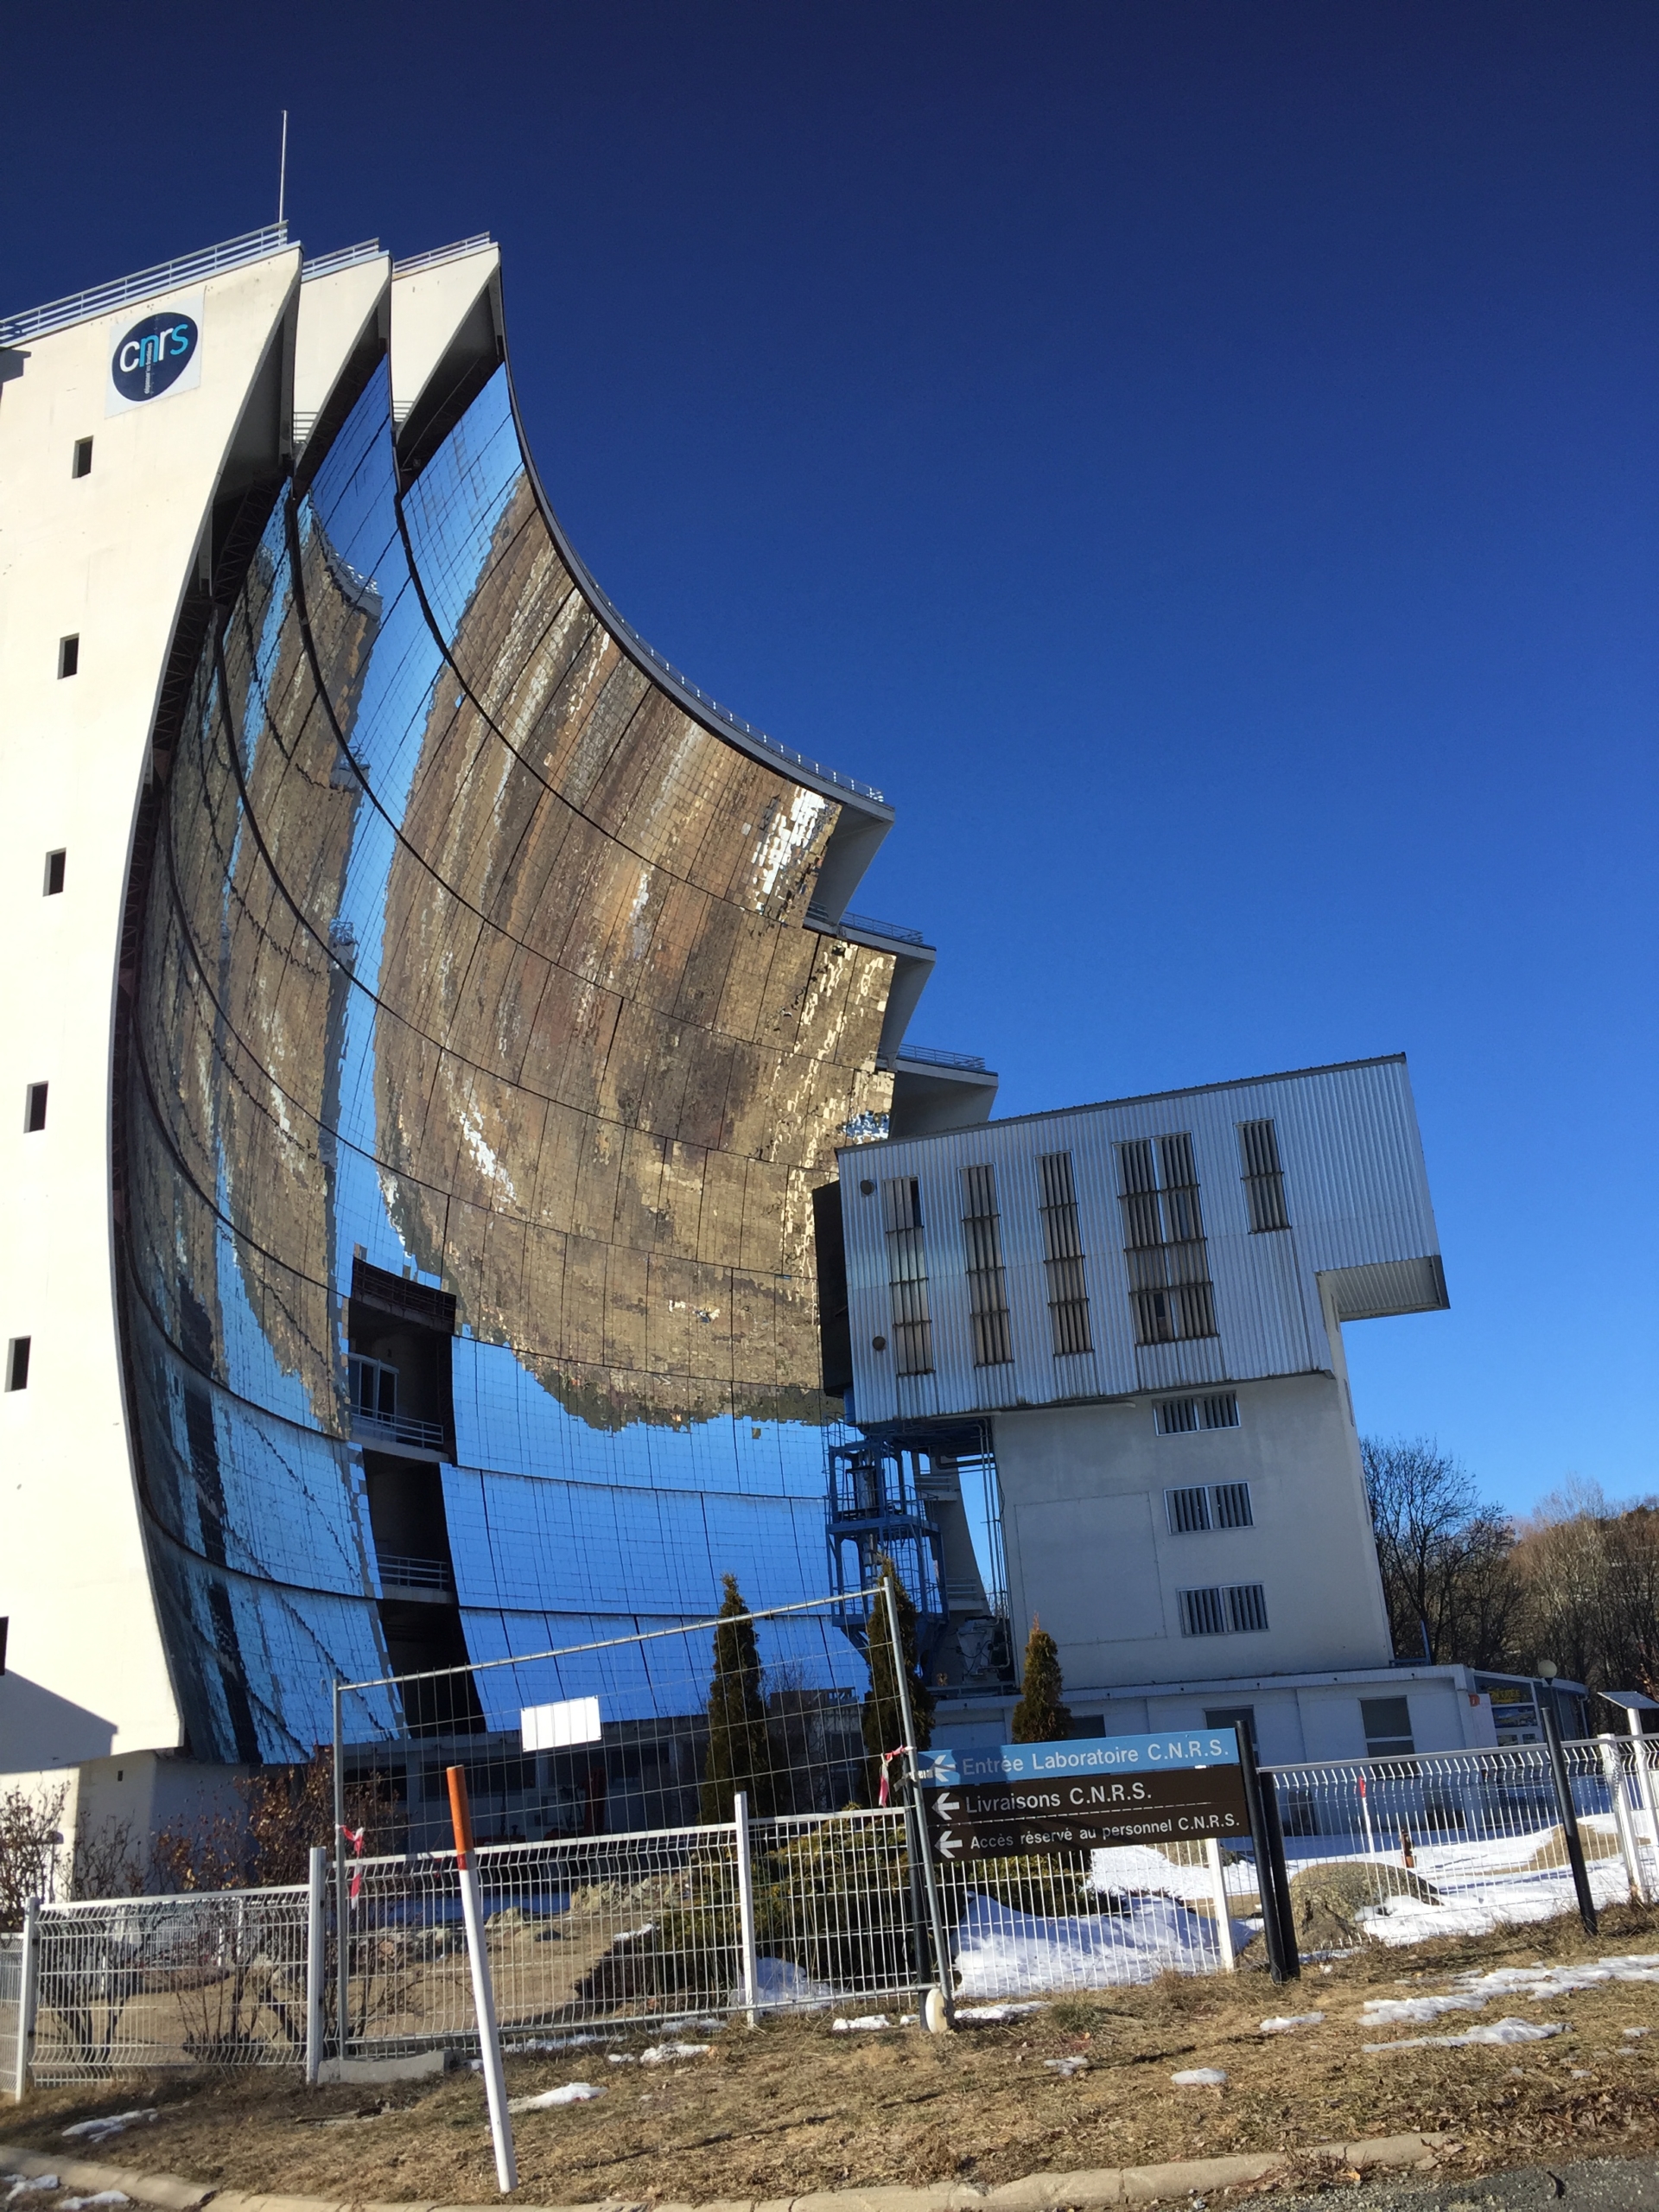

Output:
xmin=24 ymin=1084 xmax=48 ymax=1133
xmin=1213 ymin=1480 xmax=1253 ymax=1529
xmin=1037 ymin=1150 xmax=1093 ymax=1355
xmin=960 ymin=1163 xmax=1014 ymax=1367
xmin=1179 ymin=1586 xmax=1228 ymax=1637
xmin=72 ymin=437 xmax=93 ymax=479
xmin=44 ymin=849 xmax=66 ymax=895
xmin=1227 ymin=1581 xmax=1268 ymax=1632
xmin=1205 ymin=1705 xmax=1256 ymax=1754
xmin=1361 ymin=1695 xmax=1414 ymax=1757
xmin=1166 ymin=1485 xmax=1211 ymax=1534
xmin=1239 ymin=1118 xmax=1289 ymax=1232
xmin=1156 ymin=1396 xmax=1198 ymax=1434
xmin=5 ymin=1338 xmax=30 ymax=1392
xmin=58 ymin=635 xmax=79 ymax=679
xmin=1201 ymin=1391 xmax=1239 ymax=1430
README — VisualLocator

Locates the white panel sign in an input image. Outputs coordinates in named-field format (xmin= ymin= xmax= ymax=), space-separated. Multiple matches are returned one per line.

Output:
xmin=106 ymin=291 xmax=203 ymax=415
xmin=520 ymin=1695 xmax=601 ymax=1751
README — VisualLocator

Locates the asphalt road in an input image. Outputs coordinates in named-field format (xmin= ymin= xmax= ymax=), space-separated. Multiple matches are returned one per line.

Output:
xmin=1241 ymin=2158 xmax=1659 ymax=2212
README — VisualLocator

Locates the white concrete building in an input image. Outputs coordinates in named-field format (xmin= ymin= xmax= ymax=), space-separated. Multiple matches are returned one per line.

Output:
xmin=829 ymin=1056 xmax=1573 ymax=1760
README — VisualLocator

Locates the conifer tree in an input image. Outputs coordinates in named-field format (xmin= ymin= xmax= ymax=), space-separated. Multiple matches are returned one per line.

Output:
xmin=861 ymin=1555 xmax=936 ymax=1801
xmin=1010 ymin=1617 xmax=1072 ymax=1742
xmin=700 ymin=1573 xmax=774 ymax=1821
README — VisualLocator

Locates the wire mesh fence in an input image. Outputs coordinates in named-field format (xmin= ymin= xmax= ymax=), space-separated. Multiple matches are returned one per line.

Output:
xmin=1266 ymin=1733 xmax=1659 ymax=1942
xmin=13 ymin=1732 xmax=1659 ymax=2089
xmin=24 ymin=1889 xmax=311 ymax=2086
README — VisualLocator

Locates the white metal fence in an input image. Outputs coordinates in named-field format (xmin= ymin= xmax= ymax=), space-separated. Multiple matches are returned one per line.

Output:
xmin=10 ymin=1734 xmax=1658 ymax=2089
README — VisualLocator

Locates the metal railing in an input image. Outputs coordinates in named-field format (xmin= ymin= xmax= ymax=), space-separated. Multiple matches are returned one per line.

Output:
xmin=808 ymin=907 xmax=928 ymax=946
xmin=376 ymin=1554 xmax=454 ymax=1592
xmin=350 ymin=1408 xmax=449 ymax=1452
xmin=302 ymin=238 xmax=384 ymax=283
xmin=895 ymin=1045 xmax=989 ymax=1072
xmin=392 ymin=234 xmax=494 ymax=280
xmin=1 ymin=226 xmax=291 ymax=346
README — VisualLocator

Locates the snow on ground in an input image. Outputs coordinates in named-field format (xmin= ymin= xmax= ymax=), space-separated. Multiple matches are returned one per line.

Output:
xmin=1364 ymin=2018 xmax=1567 ymax=2053
xmin=953 ymin=1889 xmax=1243 ymax=1994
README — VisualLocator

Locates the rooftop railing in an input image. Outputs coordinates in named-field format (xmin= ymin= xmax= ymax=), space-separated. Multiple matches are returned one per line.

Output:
xmin=895 ymin=1045 xmax=990 ymax=1072
xmin=808 ymin=906 xmax=926 ymax=945
xmin=1 ymin=225 xmax=292 ymax=346
xmin=302 ymin=238 xmax=384 ymax=283
xmin=391 ymin=233 xmax=494 ymax=279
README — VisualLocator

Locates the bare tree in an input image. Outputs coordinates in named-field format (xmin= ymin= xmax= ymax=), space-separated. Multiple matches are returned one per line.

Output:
xmin=0 ymin=1782 xmax=68 ymax=1931
xmin=1510 ymin=1481 xmax=1659 ymax=1694
xmin=1362 ymin=1436 xmax=1518 ymax=1669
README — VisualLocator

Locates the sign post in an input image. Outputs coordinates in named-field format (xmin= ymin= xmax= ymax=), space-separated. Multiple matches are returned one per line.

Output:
xmin=448 ymin=1765 xmax=518 ymax=2193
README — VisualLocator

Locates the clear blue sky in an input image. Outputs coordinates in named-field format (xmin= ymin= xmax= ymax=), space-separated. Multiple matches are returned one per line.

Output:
xmin=5 ymin=3 xmax=1653 ymax=1516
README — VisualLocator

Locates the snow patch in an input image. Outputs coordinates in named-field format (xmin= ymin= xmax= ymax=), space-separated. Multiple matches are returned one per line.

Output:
xmin=507 ymin=2082 xmax=604 ymax=2111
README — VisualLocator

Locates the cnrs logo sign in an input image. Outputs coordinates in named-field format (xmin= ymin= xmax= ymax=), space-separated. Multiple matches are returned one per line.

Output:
xmin=105 ymin=290 xmax=203 ymax=415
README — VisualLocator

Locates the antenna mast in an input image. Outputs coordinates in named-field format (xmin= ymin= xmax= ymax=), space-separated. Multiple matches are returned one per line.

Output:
xmin=277 ymin=111 xmax=289 ymax=226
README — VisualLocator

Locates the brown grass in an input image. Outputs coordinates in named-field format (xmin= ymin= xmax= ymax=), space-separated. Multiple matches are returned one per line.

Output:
xmin=5 ymin=1904 xmax=1659 ymax=2204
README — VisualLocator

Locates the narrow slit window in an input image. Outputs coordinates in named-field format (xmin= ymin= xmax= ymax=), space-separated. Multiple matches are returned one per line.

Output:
xmin=44 ymin=850 xmax=66 ymax=895
xmin=1179 ymin=1586 xmax=1227 ymax=1637
xmin=24 ymin=1084 xmax=48 ymax=1133
xmin=58 ymin=635 xmax=79 ymax=679
xmin=1156 ymin=1396 xmax=1198 ymax=1434
xmin=882 ymin=1176 xmax=934 ymax=1376
xmin=1201 ymin=1391 xmax=1239 ymax=1430
xmin=5 ymin=1338 xmax=30 ymax=1392
xmin=959 ymin=1163 xmax=1013 ymax=1367
xmin=1117 ymin=1133 xmax=1217 ymax=1344
xmin=1213 ymin=1481 xmax=1253 ymax=1529
xmin=1227 ymin=1582 xmax=1269 ymax=1632
xmin=72 ymin=437 xmax=93 ymax=479
xmin=1166 ymin=1485 xmax=1211 ymax=1534
xmin=1238 ymin=1118 xmax=1290 ymax=1232
xmin=1037 ymin=1149 xmax=1092 ymax=1355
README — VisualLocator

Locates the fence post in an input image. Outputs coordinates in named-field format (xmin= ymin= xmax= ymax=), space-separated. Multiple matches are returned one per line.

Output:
xmin=305 ymin=1845 xmax=327 ymax=2083
xmin=733 ymin=1790 xmax=759 ymax=2026
xmin=1238 ymin=1734 xmax=1297 ymax=1983
xmin=1630 ymin=1727 xmax=1659 ymax=1892
xmin=883 ymin=1574 xmax=954 ymax=2027
xmin=1599 ymin=1736 xmax=1647 ymax=1906
xmin=333 ymin=1678 xmax=350 ymax=2058
xmin=9 ymin=1897 xmax=40 ymax=2103
xmin=447 ymin=1766 xmax=517 ymax=2194
xmin=1204 ymin=1839 xmax=1236 ymax=1972
xmin=1539 ymin=1697 xmax=1597 ymax=1936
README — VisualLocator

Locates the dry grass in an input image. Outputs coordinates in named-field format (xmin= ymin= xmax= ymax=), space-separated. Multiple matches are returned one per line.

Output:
xmin=6 ymin=1904 xmax=1659 ymax=2203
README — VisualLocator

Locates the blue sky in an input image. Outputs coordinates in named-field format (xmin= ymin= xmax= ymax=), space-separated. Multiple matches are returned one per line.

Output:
xmin=4 ymin=3 xmax=1653 ymax=1515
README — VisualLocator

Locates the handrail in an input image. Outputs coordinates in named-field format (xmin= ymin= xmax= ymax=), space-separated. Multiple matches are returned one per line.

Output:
xmin=302 ymin=238 xmax=384 ymax=282
xmin=378 ymin=1553 xmax=454 ymax=1590
xmin=809 ymin=906 xmax=926 ymax=945
xmin=895 ymin=1045 xmax=989 ymax=1072
xmin=351 ymin=1406 xmax=449 ymax=1452
xmin=392 ymin=234 xmax=494 ymax=279
xmin=1 ymin=226 xmax=291 ymax=345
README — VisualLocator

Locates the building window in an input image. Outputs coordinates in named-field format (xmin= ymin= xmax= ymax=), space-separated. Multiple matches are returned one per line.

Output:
xmin=1361 ymin=1696 xmax=1414 ymax=1757
xmin=1037 ymin=1150 xmax=1092 ymax=1355
xmin=44 ymin=850 xmax=66 ymax=895
xmin=882 ymin=1176 xmax=934 ymax=1376
xmin=5 ymin=1338 xmax=30 ymax=1392
xmin=1213 ymin=1480 xmax=1254 ymax=1529
xmin=1205 ymin=1704 xmax=1256 ymax=1754
xmin=24 ymin=1084 xmax=48 ymax=1133
xmin=1166 ymin=1485 xmax=1211 ymax=1534
xmin=1179 ymin=1581 xmax=1268 ymax=1636
xmin=959 ymin=1164 xmax=1013 ymax=1367
xmin=1238 ymin=1118 xmax=1289 ymax=1232
xmin=1119 ymin=1133 xmax=1217 ymax=1344
xmin=1156 ymin=1391 xmax=1238 ymax=1434
xmin=72 ymin=437 xmax=93 ymax=479
xmin=349 ymin=1353 xmax=398 ymax=1424
xmin=58 ymin=635 xmax=79 ymax=679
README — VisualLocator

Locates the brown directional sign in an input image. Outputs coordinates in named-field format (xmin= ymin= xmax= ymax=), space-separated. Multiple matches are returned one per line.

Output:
xmin=925 ymin=1767 xmax=1249 ymax=1862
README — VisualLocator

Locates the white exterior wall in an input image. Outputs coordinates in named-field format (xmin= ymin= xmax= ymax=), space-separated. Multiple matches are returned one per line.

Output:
xmin=838 ymin=1054 xmax=1444 ymax=1427
xmin=996 ymin=1373 xmax=1394 ymax=1691
xmin=0 ymin=249 xmax=300 ymax=1769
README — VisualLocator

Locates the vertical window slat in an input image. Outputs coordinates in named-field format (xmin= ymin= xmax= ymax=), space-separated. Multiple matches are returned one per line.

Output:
xmin=1238 ymin=1117 xmax=1290 ymax=1233
xmin=882 ymin=1176 xmax=934 ymax=1376
xmin=1037 ymin=1150 xmax=1093 ymax=1356
xmin=959 ymin=1163 xmax=1014 ymax=1367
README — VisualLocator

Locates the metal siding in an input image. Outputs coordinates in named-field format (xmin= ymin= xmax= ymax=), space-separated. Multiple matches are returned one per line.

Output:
xmin=839 ymin=1057 xmax=1442 ymax=1422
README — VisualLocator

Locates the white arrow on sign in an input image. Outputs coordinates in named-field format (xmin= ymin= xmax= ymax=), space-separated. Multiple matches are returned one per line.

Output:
xmin=932 ymin=1795 xmax=961 ymax=1821
xmin=936 ymin=1831 xmax=963 ymax=1859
